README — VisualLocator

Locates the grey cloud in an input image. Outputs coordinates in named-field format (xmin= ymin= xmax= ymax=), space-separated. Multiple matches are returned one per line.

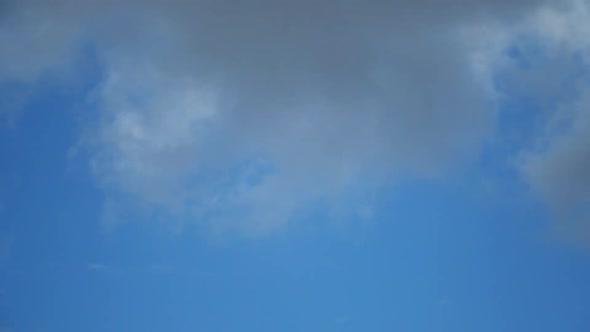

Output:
xmin=88 ymin=1 xmax=511 ymax=232
xmin=512 ymin=0 xmax=590 ymax=243
xmin=0 ymin=1 xmax=91 ymax=81
xmin=1 ymin=0 xmax=571 ymax=233
xmin=520 ymin=84 xmax=590 ymax=243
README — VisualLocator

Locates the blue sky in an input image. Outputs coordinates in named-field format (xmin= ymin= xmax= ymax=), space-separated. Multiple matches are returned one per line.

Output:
xmin=2 ymin=1 xmax=590 ymax=331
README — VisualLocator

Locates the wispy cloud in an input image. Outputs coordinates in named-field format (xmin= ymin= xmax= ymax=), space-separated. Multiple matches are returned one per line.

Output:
xmin=86 ymin=263 xmax=110 ymax=271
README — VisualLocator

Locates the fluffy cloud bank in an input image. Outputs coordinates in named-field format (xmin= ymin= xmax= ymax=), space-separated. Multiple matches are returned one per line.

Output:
xmin=2 ymin=0 xmax=589 ymax=236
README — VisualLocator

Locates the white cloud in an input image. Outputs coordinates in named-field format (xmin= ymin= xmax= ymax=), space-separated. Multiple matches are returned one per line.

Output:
xmin=90 ymin=57 xmax=220 ymax=211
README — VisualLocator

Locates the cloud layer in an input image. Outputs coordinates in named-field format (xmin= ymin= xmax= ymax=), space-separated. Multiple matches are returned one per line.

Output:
xmin=511 ymin=0 xmax=590 ymax=242
xmin=2 ymin=0 xmax=590 ymax=236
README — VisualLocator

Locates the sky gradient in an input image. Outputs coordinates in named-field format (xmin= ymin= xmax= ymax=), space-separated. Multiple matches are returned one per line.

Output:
xmin=1 ymin=1 xmax=590 ymax=331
